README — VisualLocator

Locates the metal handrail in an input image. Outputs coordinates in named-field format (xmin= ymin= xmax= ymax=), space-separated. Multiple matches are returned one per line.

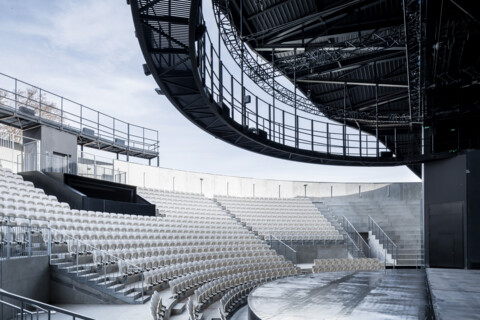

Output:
xmin=0 ymin=72 xmax=160 ymax=157
xmin=0 ymin=289 xmax=94 ymax=320
xmin=269 ymin=234 xmax=297 ymax=265
xmin=368 ymin=215 xmax=398 ymax=265
xmin=50 ymin=229 xmax=146 ymax=301
xmin=368 ymin=216 xmax=397 ymax=247
xmin=342 ymin=215 xmax=370 ymax=258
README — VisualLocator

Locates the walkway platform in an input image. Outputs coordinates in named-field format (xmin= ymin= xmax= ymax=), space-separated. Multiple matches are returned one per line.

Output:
xmin=427 ymin=268 xmax=480 ymax=320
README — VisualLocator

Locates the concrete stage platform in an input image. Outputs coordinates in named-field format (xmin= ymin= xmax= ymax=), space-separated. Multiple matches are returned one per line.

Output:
xmin=248 ymin=270 xmax=432 ymax=320
xmin=427 ymin=268 xmax=480 ymax=320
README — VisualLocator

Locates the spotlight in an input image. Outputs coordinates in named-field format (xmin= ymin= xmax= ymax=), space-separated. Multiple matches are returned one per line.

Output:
xmin=155 ymin=88 xmax=164 ymax=95
xmin=143 ymin=64 xmax=151 ymax=76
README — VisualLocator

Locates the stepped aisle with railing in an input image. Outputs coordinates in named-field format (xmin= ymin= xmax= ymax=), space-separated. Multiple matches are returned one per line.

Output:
xmin=319 ymin=199 xmax=423 ymax=267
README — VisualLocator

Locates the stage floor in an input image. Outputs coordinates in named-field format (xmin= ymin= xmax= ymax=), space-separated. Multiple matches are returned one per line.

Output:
xmin=427 ymin=268 xmax=480 ymax=320
xmin=248 ymin=270 xmax=431 ymax=320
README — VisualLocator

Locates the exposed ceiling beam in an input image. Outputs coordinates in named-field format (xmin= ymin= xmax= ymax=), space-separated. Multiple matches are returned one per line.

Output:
xmin=297 ymin=79 xmax=408 ymax=88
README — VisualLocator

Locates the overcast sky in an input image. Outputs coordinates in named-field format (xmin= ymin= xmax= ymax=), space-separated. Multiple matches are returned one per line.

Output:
xmin=0 ymin=0 xmax=420 ymax=183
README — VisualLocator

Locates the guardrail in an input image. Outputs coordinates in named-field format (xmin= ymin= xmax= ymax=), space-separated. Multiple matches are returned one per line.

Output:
xmin=342 ymin=216 xmax=370 ymax=258
xmin=0 ymin=288 xmax=94 ymax=320
xmin=0 ymin=216 xmax=50 ymax=260
xmin=0 ymin=72 xmax=159 ymax=161
xmin=268 ymin=235 xmax=297 ymax=265
xmin=190 ymin=5 xmax=424 ymax=161
xmin=50 ymin=229 xmax=146 ymax=302
xmin=368 ymin=215 xmax=397 ymax=267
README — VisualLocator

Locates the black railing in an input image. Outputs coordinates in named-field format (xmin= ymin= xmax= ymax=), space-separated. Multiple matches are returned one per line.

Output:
xmin=0 ymin=289 xmax=94 ymax=320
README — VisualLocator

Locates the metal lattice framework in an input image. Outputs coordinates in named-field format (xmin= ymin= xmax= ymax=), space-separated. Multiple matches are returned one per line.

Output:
xmin=129 ymin=0 xmax=478 ymax=171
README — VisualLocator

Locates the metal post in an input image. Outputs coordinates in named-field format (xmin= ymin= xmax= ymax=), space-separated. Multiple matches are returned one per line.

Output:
xmin=253 ymin=184 xmax=255 ymax=197
xmin=359 ymin=129 xmax=362 ymax=157
xmin=60 ymin=97 xmax=64 ymax=129
xmin=343 ymin=83 xmax=347 ymax=156
xmin=47 ymin=222 xmax=51 ymax=256
xmin=311 ymin=119 xmax=314 ymax=151
xmin=28 ymin=219 xmax=32 ymax=257
xmin=200 ymin=178 xmax=203 ymax=195
xmin=278 ymin=185 xmax=281 ymax=199
xmin=97 ymin=112 xmax=100 ymax=139
xmin=7 ymin=216 xmax=11 ymax=259
xmin=76 ymin=239 xmax=79 ymax=275
xmin=39 ymin=88 xmax=42 ymax=119
xmin=268 ymin=104 xmax=272 ymax=139
xmin=326 ymin=123 xmax=330 ymax=154
xmin=230 ymin=76 xmax=234 ymax=120
xmin=14 ymin=78 xmax=18 ymax=112
xmin=255 ymin=96 xmax=259 ymax=130
xmin=375 ymin=84 xmax=379 ymax=158
xmin=173 ymin=176 xmax=175 ymax=191
xmin=127 ymin=124 xmax=130 ymax=162
xmin=294 ymin=48 xmax=298 ymax=148
xmin=304 ymin=184 xmax=307 ymax=197
xmin=209 ymin=45 xmax=214 ymax=101
xmin=104 ymin=253 xmax=107 ymax=287
xmin=394 ymin=128 xmax=397 ymax=156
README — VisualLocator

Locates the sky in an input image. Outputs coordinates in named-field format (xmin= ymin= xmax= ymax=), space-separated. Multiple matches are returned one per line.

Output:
xmin=0 ymin=0 xmax=420 ymax=183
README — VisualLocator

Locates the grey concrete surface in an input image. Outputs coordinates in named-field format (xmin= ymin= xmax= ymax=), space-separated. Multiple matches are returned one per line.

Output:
xmin=248 ymin=270 xmax=431 ymax=320
xmin=0 ymin=256 xmax=50 ymax=319
xmin=427 ymin=268 xmax=480 ymax=320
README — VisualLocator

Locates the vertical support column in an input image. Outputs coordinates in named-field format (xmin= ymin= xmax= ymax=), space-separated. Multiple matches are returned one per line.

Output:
xmin=282 ymin=111 xmax=285 ymax=145
xmin=6 ymin=216 xmax=11 ymax=259
xmin=343 ymin=83 xmax=347 ymax=157
xmin=311 ymin=119 xmax=314 ymax=151
xmin=268 ymin=104 xmax=272 ymax=140
xmin=375 ymin=84 xmax=379 ymax=158
xmin=326 ymin=123 xmax=330 ymax=154
xmin=255 ymin=96 xmax=259 ymax=130
xmin=359 ymin=128 xmax=362 ymax=157
xmin=230 ymin=75 xmax=234 ymax=120
xmin=294 ymin=48 xmax=298 ymax=148
xmin=28 ymin=219 xmax=32 ymax=257
xmin=210 ymin=44 xmax=214 ymax=101
xmin=127 ymin=123 xmax=130 ymax=162
xmin=394 ymin=128 xmax=398 ymax=156
xmin=217 ymin=8 xmax=223 ymax=106
xmin=39 ymin=88 xmax=42 ymax=119
xmin=240 ymin=0 xmax=246 ymax=128
xmin=14 ymin=78 xmax=18 ymax=112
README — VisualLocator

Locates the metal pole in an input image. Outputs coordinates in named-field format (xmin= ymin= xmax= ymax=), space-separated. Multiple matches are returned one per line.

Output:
xmin=7 ymin=216 xmax=11 ymax=259
xmin=375 ymin=84 xmax=379 ymax=158
xmin=15 ymin=78 xmax=18 ymax=112
xmin=28 ymin=219 xmax=32 ymax=257
xmin=294 ymin=48 xmax=298 ymax=148
xmin=255 ymin=96 xmax=259 ymax=130
xmin=127 ymin=124 xmax=130 ymax=162
xmin=311 ymin=119 xmax=314 ymax=151
xmin=76 ymin=239 xmax=79 ymax=275
xmin=343 ymin=83 xmax=347 ymax=156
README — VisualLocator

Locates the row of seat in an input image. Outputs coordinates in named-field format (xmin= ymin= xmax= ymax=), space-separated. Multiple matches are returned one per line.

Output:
xmin=194 ymin=268 xmax=299 ymax=309
xmin=312 ymin=258 xmax=384 ymax=272
xmin=220 ymin=281 xmax=258 ymax=319
xmin=144 ymin=256 xmax=281 ymax=286
xmin=170 ymin=261 xmax=289 ymax=297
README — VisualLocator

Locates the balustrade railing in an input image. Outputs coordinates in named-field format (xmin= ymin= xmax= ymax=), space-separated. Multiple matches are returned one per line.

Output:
xmin=0 ymin=288 xmax=94 ymax=320
xmin=368 ymin=215 xmax=397 ymax=267
xmin=342 ymin=216 xmax=370 ymax=258
xmin=268 ymin=235 xmax=297 ymax=265
xmin=191 ymin=5 xmax=421 ymax=161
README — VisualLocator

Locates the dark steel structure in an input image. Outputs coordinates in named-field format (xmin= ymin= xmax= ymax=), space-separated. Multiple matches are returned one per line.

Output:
xmin=129 ymin=0 xmax=479 ymax=173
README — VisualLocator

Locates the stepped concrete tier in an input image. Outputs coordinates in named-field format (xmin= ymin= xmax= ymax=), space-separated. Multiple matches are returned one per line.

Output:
xmin=313 ymin=199 xmax=423 ymax=267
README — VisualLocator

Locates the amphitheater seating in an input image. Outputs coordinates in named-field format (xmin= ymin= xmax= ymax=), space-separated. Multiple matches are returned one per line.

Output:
xmin=215 ymin=195 xmax=342 ymax=241
xmin=312 ymin=258 xmax=384 ymax=273
xmin=1 ymin=166 xmax=300 ymax=319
